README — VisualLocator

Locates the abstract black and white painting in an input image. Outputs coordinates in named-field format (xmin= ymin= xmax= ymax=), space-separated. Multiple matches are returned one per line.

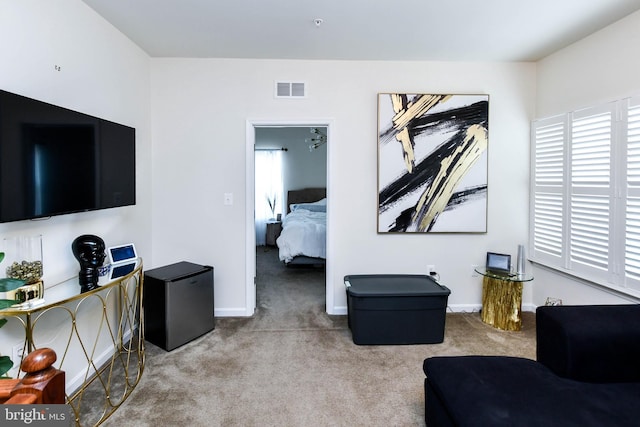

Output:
xmin=378 ymin=93 xmax=488 ymax=233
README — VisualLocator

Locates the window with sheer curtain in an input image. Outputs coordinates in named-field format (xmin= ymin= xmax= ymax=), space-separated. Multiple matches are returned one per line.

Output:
xmin=530 ymin=95 xmax=640 ymax=295
xmin=255 ymin=150 xmax=284 ymax=246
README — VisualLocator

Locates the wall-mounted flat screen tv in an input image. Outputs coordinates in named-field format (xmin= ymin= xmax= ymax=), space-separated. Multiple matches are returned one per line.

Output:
xmin=0 ymin=89 xmax=136 ymax=223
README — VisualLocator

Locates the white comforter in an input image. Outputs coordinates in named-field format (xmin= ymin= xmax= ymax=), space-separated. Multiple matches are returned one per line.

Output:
xmin=276 ymin=209 xmax=326 ymax=262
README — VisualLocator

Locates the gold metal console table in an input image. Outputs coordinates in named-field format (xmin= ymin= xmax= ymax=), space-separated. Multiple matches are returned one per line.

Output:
xmin=0 ymin=259 xmax=144 ymax=426
xmin=475 ymin=267 xmax=533 ymax=331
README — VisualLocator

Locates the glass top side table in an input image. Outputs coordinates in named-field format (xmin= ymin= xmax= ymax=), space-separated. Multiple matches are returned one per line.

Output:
xmin=474 ymin=267 xmax=533 ymax=331
xmin=474 ymin=267 xmax=533 ymax=282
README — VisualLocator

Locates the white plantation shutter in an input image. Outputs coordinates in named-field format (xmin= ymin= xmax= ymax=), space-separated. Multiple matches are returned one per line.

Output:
xmin=533 ymin=193 xmax=563 ymax=257
xmin=570 ymin=109 xmax=612 ymax=188
xmin=569 ymin=105 xmax=613 ymax=278
xmin=570 ymin=194 xmax=609 ymax=270
xmin=625 ymin=200 xmax=640 ymax=282
xmin=625 ymin=97 xmax=640 ymax=288
xmin=532 ymin=118 xmax=566 ymax=262
xmin=531 ymin=97 xmax=640 ymax=296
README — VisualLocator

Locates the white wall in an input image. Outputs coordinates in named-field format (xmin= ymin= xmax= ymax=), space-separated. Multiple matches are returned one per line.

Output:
xmin=150 ymin=59 xmax=536 ymax=315
xmin=0 ymin=0 xmax=151 ymax=381
xmin=0 ymin=0 xmax=152 ymax=282
xmin=534 ymin=10 xmax=640 ymax=306
xmin=537 ymin=10 xmax=640 ymax=118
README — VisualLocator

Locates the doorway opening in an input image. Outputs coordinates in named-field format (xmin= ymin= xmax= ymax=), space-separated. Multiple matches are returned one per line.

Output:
xmin=245 ymin=120 xmax=332 ymax=316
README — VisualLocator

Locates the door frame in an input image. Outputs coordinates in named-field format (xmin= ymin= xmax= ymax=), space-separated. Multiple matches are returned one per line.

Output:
xmin=245 ymin=119 xmax=334 ymax=316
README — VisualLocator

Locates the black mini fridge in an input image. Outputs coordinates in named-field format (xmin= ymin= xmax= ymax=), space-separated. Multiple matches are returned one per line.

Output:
xmin=144 ymin=261 xmax=214 ymax=351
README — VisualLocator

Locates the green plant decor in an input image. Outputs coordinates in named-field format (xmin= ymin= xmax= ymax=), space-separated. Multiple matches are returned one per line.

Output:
xmin=0 ymin=277 xmax=25 ymax=293
xmin=0 ymin=251 xmax=19 ymax=377
xmin=0 ymin=318 xmax=13 ymax=377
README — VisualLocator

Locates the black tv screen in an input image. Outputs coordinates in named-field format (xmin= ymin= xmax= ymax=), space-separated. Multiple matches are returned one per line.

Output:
xmin=0 ymin=90 xmax=136 ymax=223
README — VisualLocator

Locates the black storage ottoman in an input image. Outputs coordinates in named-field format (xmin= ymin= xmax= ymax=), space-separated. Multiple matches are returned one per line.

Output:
xmin=344 ymin=274 xmax=451 ymax=345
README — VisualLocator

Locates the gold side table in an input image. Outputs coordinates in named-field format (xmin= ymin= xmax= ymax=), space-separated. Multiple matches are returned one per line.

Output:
xmin=475 ymin=267 xmax=533 ymax=331
xmin=0 ymin=259 xmax=144 ymax=426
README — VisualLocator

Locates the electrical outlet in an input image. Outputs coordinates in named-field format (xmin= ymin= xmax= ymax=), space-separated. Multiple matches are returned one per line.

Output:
xmin=12 ymin=343 xmax=25 ymax=369
xmin=471 ymin=265 xmax=479 ymax=277
xmin=427 ymin=265 xmax=436 ymax=275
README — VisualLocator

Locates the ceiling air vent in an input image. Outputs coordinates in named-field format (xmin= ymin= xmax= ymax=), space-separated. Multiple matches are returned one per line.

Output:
xmin=275 ymin=81 xmax=306 ymax=98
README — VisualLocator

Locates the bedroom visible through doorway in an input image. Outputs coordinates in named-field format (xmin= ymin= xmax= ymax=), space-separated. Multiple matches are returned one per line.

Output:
xmin=250 ymin=124 xmax=328 ymax=316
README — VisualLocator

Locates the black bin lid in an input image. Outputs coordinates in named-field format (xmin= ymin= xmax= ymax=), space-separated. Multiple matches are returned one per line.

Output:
xmin=344 ymin=274 xmax=450 ymax=297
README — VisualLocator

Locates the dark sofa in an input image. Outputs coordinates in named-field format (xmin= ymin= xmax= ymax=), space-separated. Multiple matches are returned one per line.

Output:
xmin=423 ymin=304 xmax=640 ymax=426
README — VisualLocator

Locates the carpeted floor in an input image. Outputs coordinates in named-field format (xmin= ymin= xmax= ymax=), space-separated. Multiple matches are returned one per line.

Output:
xmin=100 ymin=247 xmax=536 ymax=426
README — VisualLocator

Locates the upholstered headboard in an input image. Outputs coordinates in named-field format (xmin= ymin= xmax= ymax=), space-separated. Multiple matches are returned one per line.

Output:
xmin=287 ymin=188 xmax=326 ymax=213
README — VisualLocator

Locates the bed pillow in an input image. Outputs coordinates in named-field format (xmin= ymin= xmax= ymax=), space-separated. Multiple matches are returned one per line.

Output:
xmin=290 ymin=198 xmax=327 ymax=212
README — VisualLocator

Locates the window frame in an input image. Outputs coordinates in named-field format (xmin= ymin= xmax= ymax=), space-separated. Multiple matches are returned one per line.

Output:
xmin=530 ymin=95 xmax=640 ymax=297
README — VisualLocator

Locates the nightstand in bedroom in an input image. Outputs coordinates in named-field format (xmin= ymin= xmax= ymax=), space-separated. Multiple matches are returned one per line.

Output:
xmin=266 ymin=220 xmax=282 ymax=246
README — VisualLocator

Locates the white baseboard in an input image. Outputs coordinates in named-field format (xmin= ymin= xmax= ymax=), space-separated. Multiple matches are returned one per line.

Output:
xmin=448 ymin=303 xmax=536 ymax=313
xmin=215 ymin=303 xmax=537 ymax=318
xmin=215 ymin=307 xmax=253 ymax=317
xmin=330 ymin=306 xmax=348 ymax=316
xmin=65 ymin=327 xmax=134 ymax=395
xmin=447 ymin=304 xmax=482 ymax=313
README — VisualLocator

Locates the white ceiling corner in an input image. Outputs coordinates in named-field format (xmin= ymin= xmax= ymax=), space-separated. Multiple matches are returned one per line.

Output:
xmin=81 ymin=0 xmax=640 ymax=62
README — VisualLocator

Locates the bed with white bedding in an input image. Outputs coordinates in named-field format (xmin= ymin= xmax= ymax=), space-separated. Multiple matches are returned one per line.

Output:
xmin=276 ymin=188 xmax=326 ymax=265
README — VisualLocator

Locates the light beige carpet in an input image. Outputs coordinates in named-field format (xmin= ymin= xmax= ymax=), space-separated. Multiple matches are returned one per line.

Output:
xmin=100 ymin=247 xmax=536 ymax=426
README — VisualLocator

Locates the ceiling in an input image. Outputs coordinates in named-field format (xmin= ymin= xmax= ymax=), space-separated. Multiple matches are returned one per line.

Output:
xmin=82 ymin=0 xmax=640 ymax=62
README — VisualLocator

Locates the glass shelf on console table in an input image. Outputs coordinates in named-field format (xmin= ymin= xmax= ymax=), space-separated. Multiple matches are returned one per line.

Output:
xmin=0 ymin=259 xmax=144 ymax=427
xmin=474 ymin=267 xmax=533 ymax=332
